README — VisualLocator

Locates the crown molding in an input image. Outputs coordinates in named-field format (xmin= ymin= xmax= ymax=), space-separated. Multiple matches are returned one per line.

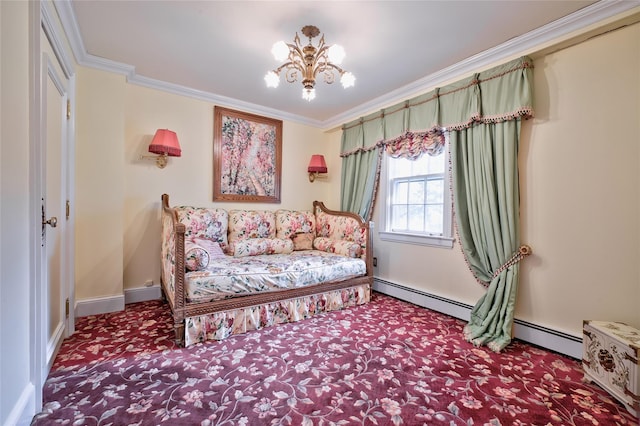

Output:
xmin=41 ymin=1 xmax=74 ymax=78
xmin=129 ymin=73 xmax=324 ymax=127
xmin=54 ymin=1 xmax=87 ymax=65
xmin=54 ymin=0 xmax=639 ymax=131
xmin=323 ymin=0 xmax=640 ymax=130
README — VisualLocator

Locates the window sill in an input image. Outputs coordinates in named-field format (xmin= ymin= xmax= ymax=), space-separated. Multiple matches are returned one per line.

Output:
xmin=378 ymin=231 xmax=454 ymax=249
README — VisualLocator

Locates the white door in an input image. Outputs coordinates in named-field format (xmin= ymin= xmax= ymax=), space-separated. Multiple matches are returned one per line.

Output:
xmin=31 ymin=2 xmax=76 ymax=410
xmin=41 ymin=50 xmax=72 ymax=370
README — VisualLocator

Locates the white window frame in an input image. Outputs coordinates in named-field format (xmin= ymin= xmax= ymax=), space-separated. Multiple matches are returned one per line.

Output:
xmin=378 ymin=138 xmax=454 ymax=249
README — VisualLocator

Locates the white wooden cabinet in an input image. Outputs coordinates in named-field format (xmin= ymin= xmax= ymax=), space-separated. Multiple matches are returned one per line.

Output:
xmin=582 ymin=320 xmax=640 ymax=417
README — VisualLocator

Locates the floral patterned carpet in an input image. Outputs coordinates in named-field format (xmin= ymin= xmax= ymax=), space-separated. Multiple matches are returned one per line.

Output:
xmin=32 ymin=293 xmax=637 ymax=425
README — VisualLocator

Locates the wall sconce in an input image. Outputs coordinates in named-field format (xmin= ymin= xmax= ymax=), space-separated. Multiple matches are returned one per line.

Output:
xmin=308 ymin=154 xmax=327 ymax=182
xmin=140 ymin=129 xmax=181 ymax=168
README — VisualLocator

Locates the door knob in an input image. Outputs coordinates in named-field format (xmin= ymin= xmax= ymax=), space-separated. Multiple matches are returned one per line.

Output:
xmin=43 ymin=216 xmax=58 ymax=228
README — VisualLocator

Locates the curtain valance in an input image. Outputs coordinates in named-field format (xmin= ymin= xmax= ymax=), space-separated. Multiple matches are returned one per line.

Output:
xmin=385 ymin=129 xmax=445 ymax=160
xmin=340 ymin=56 xmax=534 ymax=157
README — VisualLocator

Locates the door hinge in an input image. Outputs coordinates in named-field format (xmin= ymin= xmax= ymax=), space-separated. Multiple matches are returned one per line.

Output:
xmin=66 ymin=99 xmax=71 ymax=120
xmin=65 ymin=298 xmax=70 ymax=318
xmin=66 ymin=200 xmax=70 ymax=220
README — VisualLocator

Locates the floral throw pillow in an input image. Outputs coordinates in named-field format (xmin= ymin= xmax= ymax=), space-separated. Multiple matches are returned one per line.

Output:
xmin=228 ymin=210 xmax=276 ymax=242
xmin=176 ymin=207 xmax=229 ymax=250
xmin=292 ymin=233 xmax=314 ymax=251
xmin=313 ymin=237 xmax=362 ymax=258
xmin=231 ymin=238 xmax=294 ymax=257
xmin=193 ymin=238 xmax=225 ymax=259
xmin=185 ymin=241 xmax=209 ymax=271
xmin=185 ymin=238 xmax=225 ymax=271
xmin=275 ymin=210 xmax=315 ymax=239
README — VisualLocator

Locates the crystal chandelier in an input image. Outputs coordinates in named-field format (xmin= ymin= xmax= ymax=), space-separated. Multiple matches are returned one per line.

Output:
xmin=265 ymin=25 xmax=355 ymax=101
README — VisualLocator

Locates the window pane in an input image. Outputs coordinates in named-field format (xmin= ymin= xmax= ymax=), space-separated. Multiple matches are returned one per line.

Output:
xmin=390 ymin=157 xmax=412 ymax=178
xmin=408 ymin=205 xmax=424 ymax=231
xmin=425 ymin=205 xmax=443 ymax=234
xmin=385 ymin=139 xmax=450 ymax=242
xmin=412 ymin=155 xmax=429 ymax=175
xmin=428 ymin=153 xmax=445 ymax=173
xmin=391 ymin=205 xmax=407 ymax=230
xmin=408 ymin=180 xmax=425 ymax=204
xmin=426 ymin=179 xmax=443 ymax=204
xmin=393 ymin=180 xmax=408 ymax=204
xmin=387 ymin=158 xmax=396 ymax=178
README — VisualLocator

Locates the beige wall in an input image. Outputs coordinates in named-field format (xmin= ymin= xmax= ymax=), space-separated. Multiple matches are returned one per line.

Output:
xmin=519 ymin=23 xmax=639 ymax=332
xmin=75 ymin=68 xmax=126 ymax=300
xmin=368 ymin=22 xmax=640 ymax=337
xmin=0 ymin=1 xmax=32 ymax=423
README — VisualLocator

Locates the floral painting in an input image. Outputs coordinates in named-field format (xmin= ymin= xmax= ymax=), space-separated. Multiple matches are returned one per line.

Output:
xmin=213 ymin=106 xmax=282 ymax=202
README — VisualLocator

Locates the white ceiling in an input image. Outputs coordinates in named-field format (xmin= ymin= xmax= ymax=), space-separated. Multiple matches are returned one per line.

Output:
xmin=60 ymin=1 xmax=634 ymax=128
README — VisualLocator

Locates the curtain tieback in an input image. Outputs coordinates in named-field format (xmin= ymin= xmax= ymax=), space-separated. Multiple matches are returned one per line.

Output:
xmin=491 ymin=245 xmax=532 ymax=280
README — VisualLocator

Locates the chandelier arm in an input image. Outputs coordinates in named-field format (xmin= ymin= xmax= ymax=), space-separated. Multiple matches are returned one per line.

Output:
xmin=282 ymin=42 xmax=307 ymax=80
xmin=318 ymin=62 xmax=347 ymax=75
xmin=286 ymin=42 xmax=304 ymax=59
xmin=316 ymin=35 xmax=327 ymax=51
xmin=315 ymin=62 xmax=346 ymax=84
xmin=312 ymin=44 xmax=347 ymax=77
xmin=315 ymin=44 xmax=330 ymax=63
xmin=285 ymin=69 xmax=300 ymax=84
xmin=309 ymin=46 xmax=330 ymax=80
xmin=273 ymin=61 xmax=305 ymax=75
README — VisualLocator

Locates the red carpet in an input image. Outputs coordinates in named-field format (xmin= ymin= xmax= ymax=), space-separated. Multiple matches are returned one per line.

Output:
xmin=32 ymin=293 xmax=637 ymax=425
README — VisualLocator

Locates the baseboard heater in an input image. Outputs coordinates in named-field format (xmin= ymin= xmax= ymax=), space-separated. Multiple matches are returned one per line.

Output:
xmin=373 ymin=278 xmax=583 ymax=359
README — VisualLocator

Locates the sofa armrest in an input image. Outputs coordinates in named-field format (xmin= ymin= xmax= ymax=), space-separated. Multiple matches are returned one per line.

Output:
xmin=313 ymin=201 xmax=373 ymax=278
xmin=161 ymin=194 xmax=186 ymax=315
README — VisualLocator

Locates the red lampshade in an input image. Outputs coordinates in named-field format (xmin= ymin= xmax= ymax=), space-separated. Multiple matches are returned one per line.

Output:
xmin=307 ymin=154 xmax=327 ymax=173
xmin=148 ymin=129 xmax=181 ymax=157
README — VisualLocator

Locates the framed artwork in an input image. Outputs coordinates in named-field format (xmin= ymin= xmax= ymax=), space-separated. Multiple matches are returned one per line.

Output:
xmin=213 ymin=106 xmax=282 ymax=203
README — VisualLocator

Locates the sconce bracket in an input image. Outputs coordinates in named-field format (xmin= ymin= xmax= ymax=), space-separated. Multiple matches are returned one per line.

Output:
xmin=140 ymin=153 xmax=168 ymax=168
xmin=309 ymin=172 xmax=327 ymax=182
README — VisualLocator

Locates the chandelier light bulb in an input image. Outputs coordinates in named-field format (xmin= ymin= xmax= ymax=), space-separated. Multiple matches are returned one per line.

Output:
xmin=327 ymin=44 xmax=346 ymax=65
xmin=340 ymin=72 xmax=356 ymax=88
xmin=271 ymin=41 xmax=289 ymax=62
xmin=302 ymin=88 xmax=316 ymax=101
xmin=264 ymin=71 xmax=280 ymax=88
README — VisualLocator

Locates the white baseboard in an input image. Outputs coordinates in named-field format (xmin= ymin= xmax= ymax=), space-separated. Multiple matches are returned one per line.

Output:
xmin=5 ymin=382 xmax=35 ymax=426
xmin=74 ymin=294 xmax=125 ymax=318
xmin=373 ymin=278 xmax=583 ymax=359
xmin=74 ymin=285 xmax=161 ymax=318
xmin=124 ymin=285 xmax=161 ymax=304
xmin=45 ymin=322 xmax=65 ymax=371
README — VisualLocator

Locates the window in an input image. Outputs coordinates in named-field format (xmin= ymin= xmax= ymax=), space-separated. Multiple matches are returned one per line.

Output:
xmin=379 ymin=138 xmax=453 ymax=248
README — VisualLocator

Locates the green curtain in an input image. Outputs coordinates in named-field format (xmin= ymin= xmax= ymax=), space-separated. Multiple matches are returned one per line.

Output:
xmin=339 ymin=56 xmax=534 ymax=351
xmin=340 ymin=112 xmax=384 ymax=221
xmin=450 ymin=120 xmax=522 ymax=352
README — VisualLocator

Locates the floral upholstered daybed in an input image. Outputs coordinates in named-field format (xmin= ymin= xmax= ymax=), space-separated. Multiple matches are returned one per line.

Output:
xmin=160 ymin=194 xmax=373 ymax=346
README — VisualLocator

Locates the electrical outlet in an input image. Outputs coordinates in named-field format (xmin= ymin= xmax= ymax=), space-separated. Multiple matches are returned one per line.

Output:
xmin=373 ymin=257 xmax=378 ymax=267
xmin=144 ymin=279 xmax=154 ymax=287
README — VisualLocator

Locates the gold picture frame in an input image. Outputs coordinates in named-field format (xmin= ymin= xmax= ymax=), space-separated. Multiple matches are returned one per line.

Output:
xmin=213 ymin=106 xmax=282 ymax=203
